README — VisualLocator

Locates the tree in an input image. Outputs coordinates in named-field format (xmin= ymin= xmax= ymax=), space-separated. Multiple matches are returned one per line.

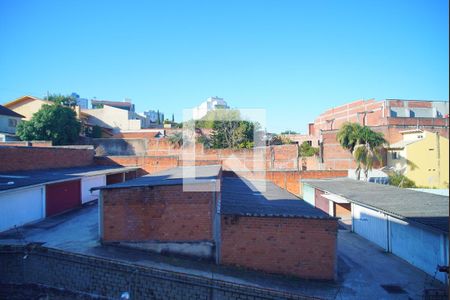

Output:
xmin=299 ymin=141 xmax=319 ymax=157
xmin=16 ymin=103 xmax=81 ymax=145
xmin=388 ymin=172 xmax=416 ymax=188
xmin=269 ymin=135 xmax=293 ymax=145
xmin=281 ymin=130 xmax=298 ymax=135
xmin=167 ymin=132 xmax=184 ymax=147
xmin=45 ymin=93 xmax=77 ymax=107
xmin=337 ymin=122 xmax=386 ymax=180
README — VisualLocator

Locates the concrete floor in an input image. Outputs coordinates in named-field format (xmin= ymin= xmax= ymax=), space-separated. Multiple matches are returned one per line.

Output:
xmin=0 ymin=202 xmax=446 ymax=299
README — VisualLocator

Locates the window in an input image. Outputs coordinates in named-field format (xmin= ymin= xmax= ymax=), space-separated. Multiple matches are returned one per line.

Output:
xmin=8 ymin=119 xmax=18 ymax=128
xmin=391 ymin=152 xmax=400 ymax=159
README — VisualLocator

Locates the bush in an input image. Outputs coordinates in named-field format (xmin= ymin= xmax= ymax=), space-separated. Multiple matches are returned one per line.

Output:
xmin=388 ymin=172 xmax=416 ymax=188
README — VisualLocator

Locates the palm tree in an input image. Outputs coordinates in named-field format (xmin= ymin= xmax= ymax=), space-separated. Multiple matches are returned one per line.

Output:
xmin=337 ymin=123 xmax=386 ymax=180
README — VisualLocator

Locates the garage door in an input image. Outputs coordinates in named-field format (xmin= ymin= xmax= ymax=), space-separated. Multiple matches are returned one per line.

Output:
xmin=81 ymin=175 xmax=106 ymax=204
xmin=46 ymin=180 xmax=81 ymax=217
xmin=352 ymin=204 xmax=388 ymax=250
xmin=390 ymin=218 xmax=447 ymax=283
xmin=315 ymin=189 xmax=329 ymax=214
xmin=0 ymin=187 xmax=44 ymax=232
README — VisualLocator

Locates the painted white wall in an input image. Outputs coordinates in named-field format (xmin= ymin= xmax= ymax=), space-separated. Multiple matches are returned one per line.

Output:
xmin=0 ymin=187 xmax=44 ymax=232
xmin=352 ymin=203 xmax=388 ymax=250
xmin=390 ymin=217 xmax=448 ymax=283
xmin=81 ymin=175 xmax=106 ymax=204
xmin=0 ymin=115 xmax=21 ymax=134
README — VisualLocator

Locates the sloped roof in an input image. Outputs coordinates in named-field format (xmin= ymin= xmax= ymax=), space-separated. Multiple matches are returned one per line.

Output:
xmin=221 ymin=177 xmax=333 ymax=219
xmin=303 ymin=178 xmax=449 ymax=233
xmin=3 ymin=95 xmax=51 ymax=108
xmin=0 ymin=105 xmax=24 ymax=118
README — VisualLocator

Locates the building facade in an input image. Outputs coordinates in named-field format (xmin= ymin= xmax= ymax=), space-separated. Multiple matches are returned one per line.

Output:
xmin=192 ymin=96 xmax=229 ymax=120
xmin=387 ymin=130 xmax=449 ymax=188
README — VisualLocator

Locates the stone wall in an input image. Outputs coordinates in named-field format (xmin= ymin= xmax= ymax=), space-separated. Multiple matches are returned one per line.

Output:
xmin=0 ymin=245 xmax=315 ymax=300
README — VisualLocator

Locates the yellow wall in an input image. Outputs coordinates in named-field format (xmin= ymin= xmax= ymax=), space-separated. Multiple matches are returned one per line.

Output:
xmin=406 ymin=132 xmax=449 ymax=188
xmin=5 ymin=97 xmax=49 ymax=120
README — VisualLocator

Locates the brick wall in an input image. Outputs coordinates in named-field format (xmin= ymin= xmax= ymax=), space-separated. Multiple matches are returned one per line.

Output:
xmin=0 ymin=146 xmax=94 ymax=172
xmin=220 ymin=216 xmax=338 ymax=280
xmin=102 ymin=185 xmax=214 ymax=242
xmin=0 ymin=245 xmax=315 ymax=300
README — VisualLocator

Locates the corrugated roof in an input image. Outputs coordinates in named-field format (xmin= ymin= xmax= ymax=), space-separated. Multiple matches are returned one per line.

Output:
xmin=96 ymin=165 xmax=222 ymax=190
xmin=0 ymin=105 xmax=24 ymax=118
xmin=221 ymin=177 xmax=333 ymax=219
xmin=302 ymin=178 xmax=449 ymax=233
xmin=388 ymin=140 xmax=420 ymax=149
xmin=0 ymin=166 xmax=139 ymax=192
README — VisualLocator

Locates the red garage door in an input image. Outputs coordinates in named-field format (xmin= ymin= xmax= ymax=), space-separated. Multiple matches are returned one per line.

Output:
xmin=46 ymin=180 xmax=81 ymax=217
xmin=315 ymin=189 xmax=329 ymax=214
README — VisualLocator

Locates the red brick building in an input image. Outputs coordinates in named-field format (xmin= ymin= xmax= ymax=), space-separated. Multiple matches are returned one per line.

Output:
xmin=300 ymin=99 xmax=449 ymax=170
xmin=98 ymin=165 xmax=338 ymax=280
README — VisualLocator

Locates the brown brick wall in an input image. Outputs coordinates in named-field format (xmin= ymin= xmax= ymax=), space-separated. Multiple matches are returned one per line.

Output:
xmin=102 ymin=185 xmax=214 ymax=242
xmin=0 ymin=146 xmax=94 ymax=172
xmin=220 ymin=215 xmax=338 ymax=280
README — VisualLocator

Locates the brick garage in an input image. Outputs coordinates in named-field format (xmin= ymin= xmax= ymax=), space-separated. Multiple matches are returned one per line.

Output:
xmin=101 ymin=185 xmax=215 ymax=242
xmin=219 ymin=176 xmax=338 ymax=280
xmin=99 ymin=165 xmax=338 ymax=280
xmin=220 ymin=216 xmax=337 ymax=280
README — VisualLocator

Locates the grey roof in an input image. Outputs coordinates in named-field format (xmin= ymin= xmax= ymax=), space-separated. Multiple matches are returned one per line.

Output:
xmin=0 ymin=105 xmax=24 ymax=118
xmin=96 ymin=165 xmax=222 ymax=190
xmin=221 ymin=177 xmax=333 ymax=219
xmin=302 ymin=178 xmax=449 ymax=233
xmin=0 ymin=166 xmax=139 ymax=192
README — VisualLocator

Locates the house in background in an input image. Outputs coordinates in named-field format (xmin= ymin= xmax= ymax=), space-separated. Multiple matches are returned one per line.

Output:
xmin=192 ymin=96 xmax=229 ymax=120
xmin=387 ymin=129 xmax=449 ymax=188
xmin=81 ymin=104 xmax=145 ymax=133
xmin=0 ymin=105 xmax=24 ymax=142
xmin=91 ymin=99 xmax=135 ymax=112
xmin=3 ymin=95 xmax=52 ymax=120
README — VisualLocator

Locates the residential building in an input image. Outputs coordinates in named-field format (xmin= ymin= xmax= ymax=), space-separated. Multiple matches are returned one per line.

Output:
xmin=0 ymin=105 xmax=24 ymax=142
xmin=387 ymin=129 xmax=449 ymax=188
xmin=81 ymin=105 xmax=145 ymax=133
xmin=97 ymin=165 xmax=338 ymax=280
xmin=300 ymin=99 xmax=449 ymax=170
xmin=91 ymin=99 xmax=135 ymax=112
xmin=3 ymin=95 xmax=52 ymax=120
xmin=192 ymin=96 xmax=229 ymax=120
xmin=302 ymin=177 xmax=449 ymax=283
xmin=71 ymin=92 xmax=89 ymax=109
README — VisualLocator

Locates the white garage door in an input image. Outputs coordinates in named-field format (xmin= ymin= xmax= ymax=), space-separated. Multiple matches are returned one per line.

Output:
xmin=352 ymin=204 xmax=388 ymax=250
xmin=0 ymin=187 xmax=44 ymax=232
xmin=81 ymin=175 xmax=106 ymax=204
xmin=390 ymin=218 xmax=448 ymax=283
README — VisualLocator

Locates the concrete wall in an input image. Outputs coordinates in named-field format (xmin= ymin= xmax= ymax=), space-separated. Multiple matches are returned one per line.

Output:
xmin=220 ymin=215 xmax=338 ymax=280
xmin=0 ymin=245 xmax=313 ymax=300
xmin=101 ymin=185 xmax=215 ymax=243
xmin=0 ymin=146 xmax=94 ymax=172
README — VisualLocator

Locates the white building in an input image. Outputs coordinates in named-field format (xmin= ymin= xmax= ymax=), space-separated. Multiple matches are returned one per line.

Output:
xmin=81 ymin=105 xmax=145 ymax=133
xmin=192 ymin=97 xmax=229 ymax=120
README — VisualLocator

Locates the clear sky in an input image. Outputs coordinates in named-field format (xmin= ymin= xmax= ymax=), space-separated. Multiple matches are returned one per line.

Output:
xmin=0 ymin=0 xmax=448 ymax=133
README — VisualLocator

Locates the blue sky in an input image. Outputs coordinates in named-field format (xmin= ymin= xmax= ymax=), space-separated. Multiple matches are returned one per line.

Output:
xmin=0 ymin=0 xmax=448 ymax=133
